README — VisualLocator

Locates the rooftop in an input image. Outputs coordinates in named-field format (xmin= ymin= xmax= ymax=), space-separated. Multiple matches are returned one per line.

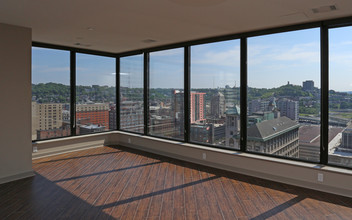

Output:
xmin=248 ymin=116 xmax=299 ymax=141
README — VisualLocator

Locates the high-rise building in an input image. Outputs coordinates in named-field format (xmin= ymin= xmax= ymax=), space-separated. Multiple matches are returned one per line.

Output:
xmin=190 ymin=91 xmax=206 ymax=123
xmin=223 ymin=85 xmax=238 ymax=111
xmin=32 ymin=102 xmax=63 ymax=139
xmin=248 ymin=99 xmax=270 ymax=115
xmin=303 ymin=80 xmax=314 ymax=91
xmin=120 ymin=100 xmax=144 ymax=133
xmin=173 ymin=90 xmax=184 ymax=122
xmin=210 ymin=91 xmax=226 ymax=118
xmin=109 ymin=105 xmax=117 ymax=130
xmin=277 ymin=98 xmax=299 ymax=121
xmin=76 ymin=103 xmax=110 ymax=130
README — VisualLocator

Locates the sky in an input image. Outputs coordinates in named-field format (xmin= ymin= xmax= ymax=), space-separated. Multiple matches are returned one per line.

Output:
xmin=32 ymin=26 xmax=352 ymax=91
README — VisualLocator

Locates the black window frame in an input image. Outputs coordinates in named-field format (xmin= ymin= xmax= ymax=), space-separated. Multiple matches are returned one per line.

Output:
xmin=31 ymin=15 xmax=352 ymax=170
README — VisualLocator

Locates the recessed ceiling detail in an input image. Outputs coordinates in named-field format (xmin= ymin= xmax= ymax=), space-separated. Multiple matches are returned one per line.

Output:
xmin=169 ymin=0 xmax=226 ymax=7
xmin=312 ymin=5 xmax=337 ymax=14
xmin=74 ymin=42 xmax=91 ymax=47
xmin=142 ymin=39 xmax=157 ymax=43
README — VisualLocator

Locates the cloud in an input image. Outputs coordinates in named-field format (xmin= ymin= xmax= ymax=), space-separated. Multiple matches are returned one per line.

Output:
xmin=192 ymin=45 xmax=240 ymax=67
xmin=151 ymin=48 xmax=183 ymax=57
xmin=249 ymin=42 xmax=320 ymax=64
xmin=33 ymin=65 xmax=70 ymax=73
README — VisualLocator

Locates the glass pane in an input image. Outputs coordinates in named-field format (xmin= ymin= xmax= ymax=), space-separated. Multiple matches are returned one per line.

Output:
xmin=32 ymin=47 xmax=70 ymax=140
xmin=149 ymin=48 xmax=184 ymax=140
xmin=76 ymin=53 xmax=115 ymax=134
xmin=248 ymin=28 xmax=320 ymax=161
xmin=329 ymin=26 xmax=352 ymax=168
xmin=120 ymin=55 xmax=144 ymax=133
xmin=190 ymin=40 xmax=240 ymax=149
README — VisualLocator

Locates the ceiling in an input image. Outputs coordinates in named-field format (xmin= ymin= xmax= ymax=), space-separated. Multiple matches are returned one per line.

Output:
xmin=1 ymin=0 xmax=352 ymax=53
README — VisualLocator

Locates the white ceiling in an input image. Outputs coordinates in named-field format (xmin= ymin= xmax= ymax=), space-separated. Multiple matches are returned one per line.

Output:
xmin=1 ymin=0 xmax=352 ymax=53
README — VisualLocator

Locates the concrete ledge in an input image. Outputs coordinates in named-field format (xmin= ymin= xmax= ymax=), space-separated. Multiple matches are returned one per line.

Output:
xmin=32 ymin=132 xmax=110 ymax=159
xmin=0 ymin=170 xmax=34 ymax=184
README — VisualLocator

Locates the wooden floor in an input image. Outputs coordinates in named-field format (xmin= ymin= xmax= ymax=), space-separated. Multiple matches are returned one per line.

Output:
xmin=1 ymin=146 xmax=352 ymax=220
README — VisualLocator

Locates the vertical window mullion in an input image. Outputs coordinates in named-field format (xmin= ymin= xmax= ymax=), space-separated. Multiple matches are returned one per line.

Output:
xmin=144 ymin=52 xmax=150 ymax=135
xmin=320 ymin=24 xmax=329 ymax=164
xmin=240 ymin=37 xmax=247 ymax=152
xmin=184 ymin=46 xmax=190 ymax=142
xmin=70 ymin=51 xmax=76 ymax=136
xmin=116 ymin=56 xmax=120 ymax=130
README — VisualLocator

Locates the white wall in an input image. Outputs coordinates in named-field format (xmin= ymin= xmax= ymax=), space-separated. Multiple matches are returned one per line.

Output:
xmin=0 ymin=23 xmax=33 ymax=183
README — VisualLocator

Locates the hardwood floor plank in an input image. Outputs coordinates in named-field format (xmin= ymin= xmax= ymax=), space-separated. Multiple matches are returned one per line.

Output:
xmin=219 ymin=176 xmax=248 ymax=219
xmin=119 ymin=158 xmax=157 ymax=220
xmin=159 ymin=163 xmax=176 ymax=220
xmin=145 ymin=160 xmax=168 ymax=220
xmin=1 ymin=146 xmax=352 ymax=220
xmin=190 ymin=168 xmax=212 ymax=220
xmin=132 ymin=158 xmax=163 ymax=220
xmin=183 ymin=166 xmax=198 ymax=220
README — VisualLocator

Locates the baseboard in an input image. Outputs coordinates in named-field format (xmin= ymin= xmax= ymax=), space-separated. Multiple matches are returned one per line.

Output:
xmin=0 ymin=170 xmax=35 ymax=185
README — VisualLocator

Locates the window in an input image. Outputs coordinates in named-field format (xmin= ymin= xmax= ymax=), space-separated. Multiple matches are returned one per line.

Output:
xmin=120 ymin=55 xmax=144 ymax=133
xmin=32 ymin=47 xmax=70 ymax=140
xmin=32 ymin=19 xmax=352 ymax=170
xmin=149 ymin=48 xmax=184 ymax=140
xmin=190 ymin=40 xmax=240 ymax=148
xmin=76 ymin=53 xmax=115 ymax=134
xmin=329 ymin=26 xmax=352 ymax=168
xmin=247 ymin=28 xmax=320 ymax=161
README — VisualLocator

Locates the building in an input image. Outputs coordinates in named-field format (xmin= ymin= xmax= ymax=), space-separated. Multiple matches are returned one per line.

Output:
xmin=190 ymin=91 xmax=206 ymax=123
xmin=79 ymin=124 xmax=106 ymax=135
xmin=248 ymin=99 xmax=270 ymax=115
xmin=109 ymin=105 xmax=117 ymax=130
xmin=149 ymin=116 xmax=181 ymax=139
xmin=210 ymin=91 xmax=226 ymax=118
xmin=339 ymin=124 xmax=352 ymax=152
xmin=299 ymin=125 xmax=343 ymax=162
xmin=36 ymin=124 xmax=71 ymax=140
xmin=191 ymin=123 xmax=225 ymax=145
xmin=62 ymin=110 xmax=70 ymax=122
xmin=247 ymin=117 xmax=300 ymax=158
xmin=303 ymin=80 xmax=314 ymax=91
xmin=247 ymin=111 xmax=275 ymax=126
xmin=172 ymin=90 xmax=184 ymax=124
xmin=31 ymin=102 xmax=63 ymax=140
xmin=76 ymin=103 xmax=110 ymax=130
xmin=277 ymin=98 xmax=299 ymax=121
xmin=223 ymin=85 xmax=238 ymax=111
xmin=120 ymin=101 xmax=144 ymax=133
xmin=225 ymin=106 xmax=241 ymax=148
